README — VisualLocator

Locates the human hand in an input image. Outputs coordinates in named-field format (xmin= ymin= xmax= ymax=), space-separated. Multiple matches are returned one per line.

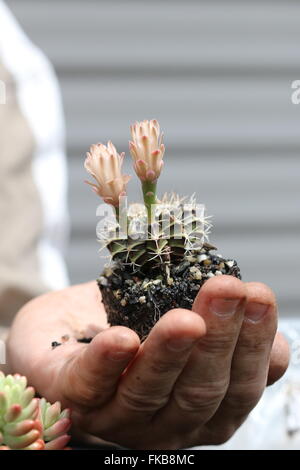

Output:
xmin=7 ymin=277 xmax=289 ymax=449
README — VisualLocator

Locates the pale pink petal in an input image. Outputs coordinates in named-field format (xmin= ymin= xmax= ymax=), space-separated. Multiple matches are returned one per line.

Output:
xmin=84 ymin=140 xmax=130 ymax=206
xmin=129 ymin=119 xmax=164 ymax=182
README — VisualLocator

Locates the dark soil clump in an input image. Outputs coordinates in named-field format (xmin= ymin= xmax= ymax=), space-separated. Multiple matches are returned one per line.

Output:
xmin=98 ymin=245 xmax=241 ymax=340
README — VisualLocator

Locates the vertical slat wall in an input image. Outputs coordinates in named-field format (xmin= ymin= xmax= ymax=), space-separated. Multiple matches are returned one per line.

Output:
xmin=9 ymin=0 xmax=300 ymax=317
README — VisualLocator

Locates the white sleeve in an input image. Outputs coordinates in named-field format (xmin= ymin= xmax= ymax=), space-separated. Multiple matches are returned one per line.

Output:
xmin=0 ymin=0 xmax=69 ymax=291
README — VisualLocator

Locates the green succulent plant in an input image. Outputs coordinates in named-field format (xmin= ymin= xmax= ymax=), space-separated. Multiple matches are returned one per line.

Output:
xmin=84 ymin=120 xmax=213 ymax=277
xmin=0 ymin=372 xmax=71 ymax=450
xmin=103 ymin=193 xmax=212 ymax=277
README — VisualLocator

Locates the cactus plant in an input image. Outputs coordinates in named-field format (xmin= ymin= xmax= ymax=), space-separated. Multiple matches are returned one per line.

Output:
xmin=85 ymin=119 xmax=241 ymax=339
xmin=0 ymin=372 xmax=71 ymax=450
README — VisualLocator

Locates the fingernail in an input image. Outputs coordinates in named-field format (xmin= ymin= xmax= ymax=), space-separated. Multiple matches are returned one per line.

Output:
xmin=109 ymin=351 xmax=134 ymax=362
xmin=245 ymin=302 xmax=269 ymax=323
xmin=167 ymin=338 xmax=196 ymax=352
xmin=210 ymin=298 xmax=240 ymax=317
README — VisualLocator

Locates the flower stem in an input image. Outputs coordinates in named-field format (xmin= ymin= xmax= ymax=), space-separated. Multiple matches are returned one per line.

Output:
xmin=142 ymin=181 xmax=157 ymax=222
xmin=115 ymin=204 xmax=120 ymax=222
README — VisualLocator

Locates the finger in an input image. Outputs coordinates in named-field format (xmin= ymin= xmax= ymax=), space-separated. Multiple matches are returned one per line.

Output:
xmin=117 ymin=309 xmax=206 ymax=413
xmin=60 ymin=326 xmax=140 ymax=408
xmin=156 ymin=276 xmax=247 ymax=432
xmin=267 ymin=331 xmax=290 ymax=385
xmin=86 ymin=309 xmax=206 ymax=440
xmin=204 ymin=282 xmax=278 ymax=443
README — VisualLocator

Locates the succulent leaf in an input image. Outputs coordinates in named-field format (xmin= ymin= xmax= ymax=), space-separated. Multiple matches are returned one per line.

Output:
xmin=39 ymin=398 xmax=71 ymax=444
xmin=0 ymin=372 xmax=71 ymax=450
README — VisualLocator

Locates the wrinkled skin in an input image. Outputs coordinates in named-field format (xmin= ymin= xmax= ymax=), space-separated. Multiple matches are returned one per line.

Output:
xmin=7 ymin=277 xmax=289 ymax=449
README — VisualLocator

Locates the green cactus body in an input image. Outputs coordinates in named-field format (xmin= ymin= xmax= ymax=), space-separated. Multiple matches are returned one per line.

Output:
xmin=103 ymin=194 xmax=212 ymax=278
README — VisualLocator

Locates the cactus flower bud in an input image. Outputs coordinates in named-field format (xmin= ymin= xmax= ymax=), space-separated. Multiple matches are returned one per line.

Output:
xmin=85 ymin=141 xmax=131 ymax=206
xmin=129 ymin=119 xmax=165 ymax=182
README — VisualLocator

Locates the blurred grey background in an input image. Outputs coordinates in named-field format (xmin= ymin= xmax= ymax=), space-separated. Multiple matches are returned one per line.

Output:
xmin=9 ymin=0 xmax=300 ymax=318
